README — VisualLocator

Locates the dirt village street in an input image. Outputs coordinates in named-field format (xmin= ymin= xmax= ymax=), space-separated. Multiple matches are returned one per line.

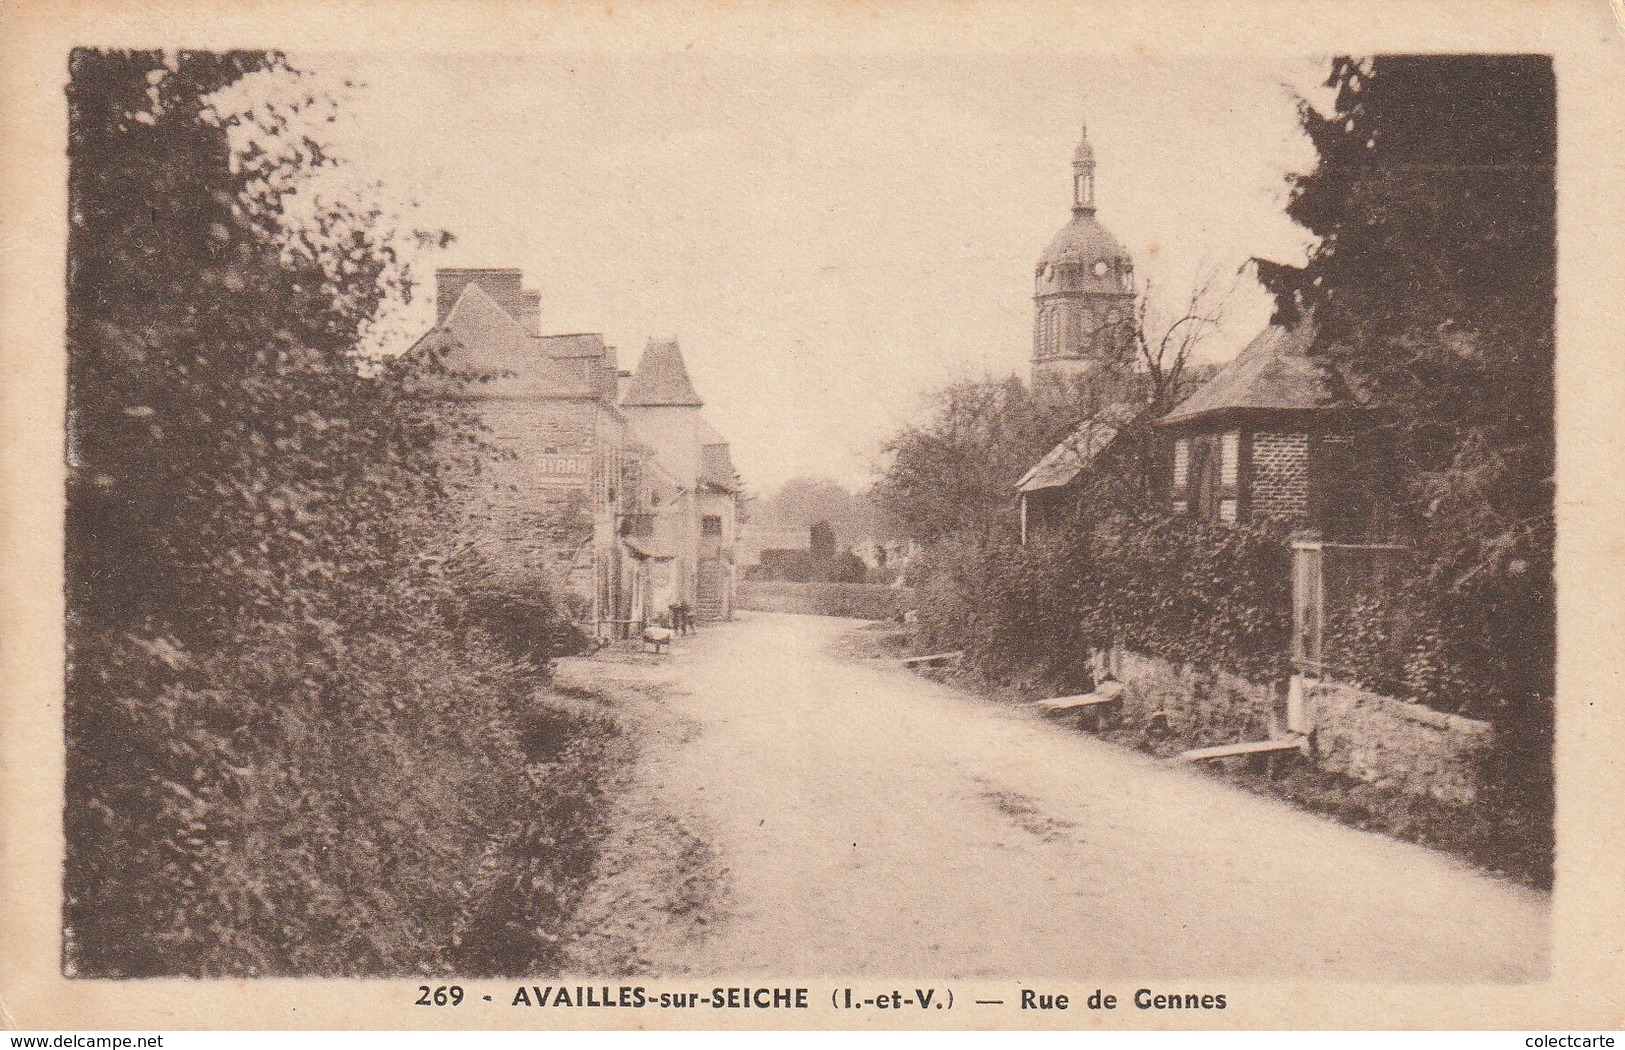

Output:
xmin=555 ymin=612 xmax=1549 ymax=983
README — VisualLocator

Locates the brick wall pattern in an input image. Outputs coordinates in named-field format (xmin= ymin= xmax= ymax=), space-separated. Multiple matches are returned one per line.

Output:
xmin=1250 ymin=431 xmax=1310 ymax=518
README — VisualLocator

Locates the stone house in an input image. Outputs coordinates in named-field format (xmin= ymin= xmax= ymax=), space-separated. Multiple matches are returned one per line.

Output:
xmin=619 ymin=337 xmax=743 ymax=623
xmin=410 ymin=267 xmax=741 ymax=638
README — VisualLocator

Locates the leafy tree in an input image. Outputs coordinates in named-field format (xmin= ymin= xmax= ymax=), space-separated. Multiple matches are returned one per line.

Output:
xmin=66 ymin=49 xmax=471 ymax=643
xmin=62 ymin=50 xmax=607 ymax=978
xmin=753 ymin=474 xmax=877 ymax=547
xmin=872 ymin=375 xmax=1084 ymax=545
xmin=1257 ymin=55 xmax=1554 ymax=882
xmin=1261 ymin=55 xmax=1555 ymax=719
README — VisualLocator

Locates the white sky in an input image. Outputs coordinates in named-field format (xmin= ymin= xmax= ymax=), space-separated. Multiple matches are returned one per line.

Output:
xmin=295 ymin=52 xmax=1331 ymax=491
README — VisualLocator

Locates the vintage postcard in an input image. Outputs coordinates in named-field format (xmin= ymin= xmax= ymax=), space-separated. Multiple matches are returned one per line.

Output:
xmin=2 ymin=0 xmax=1622 ymax=1033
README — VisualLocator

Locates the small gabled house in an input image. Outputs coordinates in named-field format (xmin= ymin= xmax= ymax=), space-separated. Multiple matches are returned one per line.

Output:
xmin=1156 ymin=322 xmax=1374 ymax=536
xmin=696 ymin=417 xmax=743 ymax=620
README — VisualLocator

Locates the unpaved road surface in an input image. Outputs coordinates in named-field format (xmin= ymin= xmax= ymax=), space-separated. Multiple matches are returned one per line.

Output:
xmin=560 ymin=612 xmax=1548 ymax=981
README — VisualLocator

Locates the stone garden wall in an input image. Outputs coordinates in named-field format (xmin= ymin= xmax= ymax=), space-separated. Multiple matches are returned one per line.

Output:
xmin=1110 ymin=649 xmax=1493 ymax=804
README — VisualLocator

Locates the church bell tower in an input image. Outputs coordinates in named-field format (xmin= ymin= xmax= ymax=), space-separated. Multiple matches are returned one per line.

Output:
xmin=1032 ymin=120 xmax=1138 ymax=387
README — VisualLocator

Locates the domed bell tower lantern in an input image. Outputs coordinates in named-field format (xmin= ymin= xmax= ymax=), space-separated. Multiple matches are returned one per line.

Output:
xmin=1073 ymin=127 xmax=1096 ymax=212
xmin=1032 ymin=120 xmax=1138 ymax=388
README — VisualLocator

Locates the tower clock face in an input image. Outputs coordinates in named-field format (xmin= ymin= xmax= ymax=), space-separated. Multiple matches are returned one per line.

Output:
xmin=1093 ymin=261 xmax=1109 ymax=277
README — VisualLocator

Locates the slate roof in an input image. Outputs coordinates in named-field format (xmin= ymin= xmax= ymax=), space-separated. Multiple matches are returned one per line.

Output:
xmin=697 ymin=416 xmax=727 ymax=445
xmin=441 ymin=282 xmax=526 ymax=373
xmin=693 ymin=416 xmax=742 ymax=492
xmin=700 ymin=442 xmax=741 ymax=493
xmin=622 ymin=339 xmax=704 ymax=407
xmin=431 ymin=284 xmax=599 ymax=398
xmin=537 ymin=333 xmax=609 ymax=358
xmin=1016 ymin=402 xmax=1140 ymax=494
xmin=1158 ymin=323 xmax=1340 ymax=427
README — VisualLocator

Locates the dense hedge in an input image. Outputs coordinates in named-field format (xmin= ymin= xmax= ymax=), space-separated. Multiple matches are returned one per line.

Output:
xmin=914 ymin=509 xmax=1525 ymax=723
xmin=737 ymin=581 xmax=916 ymax=620
xmin=66 ymin=606 xmax=617 ymax=977
xmin=62 ymin=50 xmax=614 ymax=977
xmin=912 ymin=513 xmax=1293 ymax=692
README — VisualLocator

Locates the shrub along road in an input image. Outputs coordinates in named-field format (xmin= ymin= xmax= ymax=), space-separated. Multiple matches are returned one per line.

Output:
xmin=558 ymin=612 xmax=1547 ymax=980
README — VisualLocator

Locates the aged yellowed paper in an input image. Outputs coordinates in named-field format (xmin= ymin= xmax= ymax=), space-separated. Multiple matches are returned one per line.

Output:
xmin=3 ymin=0 xmax=1623 ymax=1032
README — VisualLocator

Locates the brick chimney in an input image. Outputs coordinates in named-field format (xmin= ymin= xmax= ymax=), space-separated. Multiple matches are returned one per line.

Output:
xmin=518 ymin=289 xmax=542 ymax=336
xmin=435 ymin=268 xmax=525 ymax=325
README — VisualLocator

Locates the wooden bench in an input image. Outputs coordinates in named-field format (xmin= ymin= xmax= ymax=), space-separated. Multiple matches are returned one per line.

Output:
xmin=1178 ymin=735 xmax=1307 ymax=763
xmin=1033 ymin=681 xmax=1124 ymax=713
xmin=901 ymin=650 xmax=962 ymax=668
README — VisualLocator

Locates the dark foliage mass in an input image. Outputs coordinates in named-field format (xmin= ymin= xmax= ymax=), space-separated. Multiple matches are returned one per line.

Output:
xmin=910 ymin=501 xmax=1293 ymax=694
xmin=1263 ymin=54 xmax=1555 ymax=857
xmin=64 ymin=50 xmax=606 ymax=977
xmin=1262 ymin=55 xmax=1556 ymax=722
xmin=872 ymin=375 xmax=1102 ymax=546
xmin=750 ymin=476 xmax=880 ymax=550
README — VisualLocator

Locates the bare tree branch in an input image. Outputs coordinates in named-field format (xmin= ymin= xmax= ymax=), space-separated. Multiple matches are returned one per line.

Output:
xmin=1107 ymin=260 xmax=1240 ymax=412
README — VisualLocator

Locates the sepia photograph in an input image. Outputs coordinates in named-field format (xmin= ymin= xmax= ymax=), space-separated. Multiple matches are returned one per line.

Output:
xmin=3 ymin=0 xmax=1623 ymax=1034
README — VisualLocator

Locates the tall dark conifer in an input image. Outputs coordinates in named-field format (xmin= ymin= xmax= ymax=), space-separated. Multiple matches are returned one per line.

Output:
xmin=1262 ymin=55 xmax=1556 ymax=718
xmin=1259 ymin=56 xmax=1555 ymax=881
